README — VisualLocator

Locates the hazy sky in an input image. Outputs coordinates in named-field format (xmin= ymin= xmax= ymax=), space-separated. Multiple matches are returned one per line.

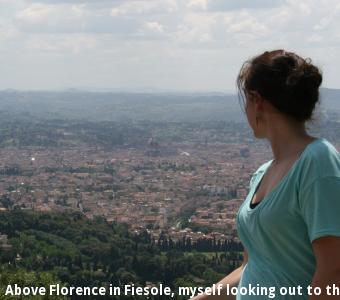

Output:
xmin=1 ymin=0 xmax=340 ymax=92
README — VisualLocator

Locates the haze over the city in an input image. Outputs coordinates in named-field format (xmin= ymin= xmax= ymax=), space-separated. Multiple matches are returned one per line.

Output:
xmin=1 ymin=0 xmax=340 ymax=92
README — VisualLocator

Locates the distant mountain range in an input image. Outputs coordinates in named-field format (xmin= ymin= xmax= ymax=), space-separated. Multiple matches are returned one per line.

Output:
xmin=0 ymin=88 xmax=339 ymax=123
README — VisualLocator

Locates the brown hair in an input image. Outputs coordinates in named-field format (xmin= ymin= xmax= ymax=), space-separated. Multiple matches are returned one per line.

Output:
xmin=237 ymin=50 xmax=322 ymax=121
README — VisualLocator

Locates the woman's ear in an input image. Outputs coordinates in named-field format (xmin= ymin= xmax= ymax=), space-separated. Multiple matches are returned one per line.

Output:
xmin=252 ymin=91 xmax=265 ymax=114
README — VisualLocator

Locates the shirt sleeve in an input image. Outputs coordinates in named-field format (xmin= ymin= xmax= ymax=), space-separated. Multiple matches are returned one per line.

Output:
xmin=299 ymin=175 xmax=340 ymax=242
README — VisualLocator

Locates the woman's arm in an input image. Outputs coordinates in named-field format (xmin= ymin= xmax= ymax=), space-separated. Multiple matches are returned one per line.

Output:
xmin=309 ymin=236 xmax=340 ymax=299
xmin=190 ymin=250 xmax=248 ymax=300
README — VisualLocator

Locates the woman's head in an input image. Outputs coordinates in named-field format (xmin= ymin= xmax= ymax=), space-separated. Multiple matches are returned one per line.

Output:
xmin=237 ymin=50 xmax=322 ymax=136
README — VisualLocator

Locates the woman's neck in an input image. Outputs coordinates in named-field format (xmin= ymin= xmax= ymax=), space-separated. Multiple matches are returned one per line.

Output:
xmin=266 ymin=120 xmax=316 ymax=163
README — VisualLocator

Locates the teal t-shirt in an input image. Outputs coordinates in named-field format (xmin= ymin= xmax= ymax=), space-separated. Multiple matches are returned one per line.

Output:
xmin=236 ymin=138 xmax=340 ymax=299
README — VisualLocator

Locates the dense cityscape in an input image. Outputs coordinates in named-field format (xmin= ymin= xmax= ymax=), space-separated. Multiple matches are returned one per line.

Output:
xmin=0 ymin=92 xmax=339 ymax=299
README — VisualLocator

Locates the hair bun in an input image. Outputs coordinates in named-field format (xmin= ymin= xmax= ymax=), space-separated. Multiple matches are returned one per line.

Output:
xmin=286 ymin=61 xmax=322 ymax=91
xmin=300 ymin=63 xmax=322 ymax=88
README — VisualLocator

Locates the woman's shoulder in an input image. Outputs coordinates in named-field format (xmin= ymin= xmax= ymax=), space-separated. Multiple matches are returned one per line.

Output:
xmin=306 ymin=138 xmax=339 ymax=157
xmin=299 ymin=138 xmax=340 ymax=186
xmin=303 ymin=138 xmax=339 ymax=170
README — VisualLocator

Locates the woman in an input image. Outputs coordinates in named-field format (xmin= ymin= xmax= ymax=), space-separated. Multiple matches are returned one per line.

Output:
xmin=191 ymin=50 xmax=340 ymax=299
